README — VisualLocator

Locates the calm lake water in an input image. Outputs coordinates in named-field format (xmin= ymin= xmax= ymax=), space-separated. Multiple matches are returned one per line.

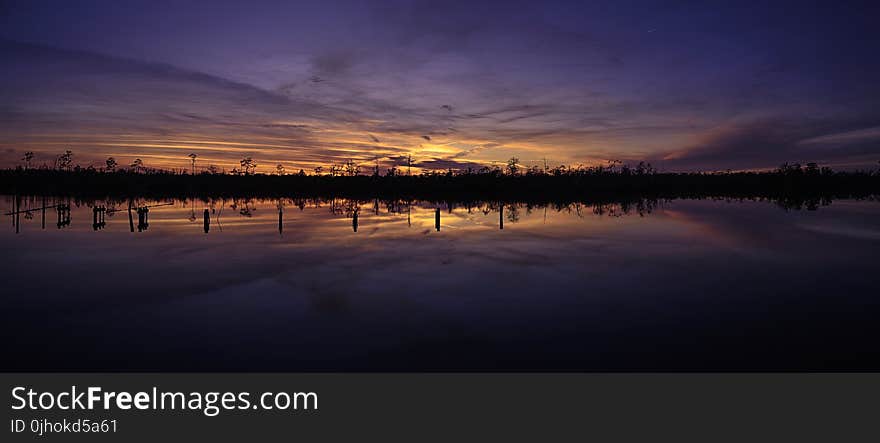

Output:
xmin=2 ymin=195 xmax=879 ymax=371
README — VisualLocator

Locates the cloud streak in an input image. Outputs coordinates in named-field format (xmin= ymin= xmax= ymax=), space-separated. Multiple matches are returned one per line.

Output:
xmin=1 ymin=1 xmax=880 ymax=171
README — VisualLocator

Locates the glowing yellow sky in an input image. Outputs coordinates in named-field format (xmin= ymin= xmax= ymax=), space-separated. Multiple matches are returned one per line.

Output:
xmin=2 ymin=127 xmax=617 ymax=174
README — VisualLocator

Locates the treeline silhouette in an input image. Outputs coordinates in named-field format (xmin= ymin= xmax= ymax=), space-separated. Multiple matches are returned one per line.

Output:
xmin=2 ymin=162 xmax=879 ymax=207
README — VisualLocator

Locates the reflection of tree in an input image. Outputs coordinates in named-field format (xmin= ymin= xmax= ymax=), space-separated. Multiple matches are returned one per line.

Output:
xmin=384 ymin=199 xmax=412 ymax=215
xmin=105 ymin=202 xmax=118 ymax=218
xmin=214 ymin=198 xmax=224 ymax=231
xmin=188 ymin=198 xmax=197 ymax=222
xmin=506 ymin=205 xmax=520 ymax=223
xmin=329 ymin=198 xmax=360 ymax=217
xmin=230 ymin=198 xmax=256 ymax=217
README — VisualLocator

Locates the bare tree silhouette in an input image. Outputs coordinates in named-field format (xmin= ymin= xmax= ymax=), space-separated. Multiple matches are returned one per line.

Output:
xmin=188 ymin=153 xmax=198 ymax=175
xmin=506 ymin=157 xmax=520 ymax=175
xmin=344 ymin=159 xmax=359 ymax=176
xmin=58 ymin=150 xmax=73 ymax=171
xmin=22 ymin=151 xmax=34 ymax=170
xmin=240 ymin=157 xmax=256 ymax=175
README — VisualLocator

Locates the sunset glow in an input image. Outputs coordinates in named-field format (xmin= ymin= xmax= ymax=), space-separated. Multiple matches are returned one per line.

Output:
xmin=2 ymin=1 xmax=879 ymax=173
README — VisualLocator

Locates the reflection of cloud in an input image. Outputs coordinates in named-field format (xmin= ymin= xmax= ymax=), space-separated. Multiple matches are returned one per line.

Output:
xmin=665 ymin=199 xmax=875 ymax=259
xmin=797 ymin=223 xmax=880 ymax=240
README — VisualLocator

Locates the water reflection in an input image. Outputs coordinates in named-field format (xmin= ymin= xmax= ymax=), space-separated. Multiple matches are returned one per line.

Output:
xmin=5 ymin=194 xmax=837 ymax=237
xmin=2 ymin=194 xmax=880 ymax=371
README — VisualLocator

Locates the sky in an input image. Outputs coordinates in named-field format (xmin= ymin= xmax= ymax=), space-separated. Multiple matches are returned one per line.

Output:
xmin=1 ymin=0 xmax=879 ymax=173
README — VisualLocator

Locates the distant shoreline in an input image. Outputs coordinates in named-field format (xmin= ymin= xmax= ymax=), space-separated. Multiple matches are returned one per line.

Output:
xmin=1 ymin=167 xmax=879 ymax=203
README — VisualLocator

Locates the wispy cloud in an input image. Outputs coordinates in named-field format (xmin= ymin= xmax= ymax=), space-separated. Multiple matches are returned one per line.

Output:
xmin=2 ymin=0 xmax=880 ymax=171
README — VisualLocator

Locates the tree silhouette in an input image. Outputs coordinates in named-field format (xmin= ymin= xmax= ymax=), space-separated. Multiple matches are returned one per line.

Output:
xmin=58 ymin=150 xmax=73 ymax=171
xmin=506 ymin=204 xmax=520 ymax=223
xmin=276 ymin=163 xmax=285 ymax=175
xmin=506 ymin=157 xmax=520 ymax=175
xmin=240 ymin=157 xmax=256 ymax=175
xmin=344 ymin=159 xmax=359 ymax=176
xmin=188 ymin=153 xmax=198 ymax=175
xmin=131 ymin=158 xmax=144 ymax=173
xmin=105 ymin=157 xmax=118 ymax=172
xmin=22 ymin=151 xmax=34 ymax=170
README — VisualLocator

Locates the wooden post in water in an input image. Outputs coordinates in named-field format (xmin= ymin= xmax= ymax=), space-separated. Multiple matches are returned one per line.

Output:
xmin=278 ymin=206 xmax=283 ymax=235
xmin=203 ymin=209 xmax=210 ymax=233
xmin=41 ymin=196 xmax=46 ymax=229
xmin=137 ymin=207 xmax=144 ymax=232
xmin=499 ymin=204 xmax=503 ymax=230
xmin=128 ymin=201 xmax=134 ymax=233
xmin=14 ymin=194 xmax=19 ymax=234
xmin=55 ymin=202 xmax=70 ymax=228
xmin=435 ymin=208 xmax=440 ymax=231
xmin=352 ymin=211 xmax=358 ymax=232
xmin=136 ymin=206 xmax=149 ymax=231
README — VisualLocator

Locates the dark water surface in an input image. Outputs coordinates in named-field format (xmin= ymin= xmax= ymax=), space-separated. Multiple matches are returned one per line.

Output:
xmin=2 ymin=195 xmax=879 ymax=371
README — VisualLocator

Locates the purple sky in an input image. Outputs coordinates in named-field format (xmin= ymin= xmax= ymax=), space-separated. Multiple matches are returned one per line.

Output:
xmin=1 ymin=0 xmax=879 ymax=172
